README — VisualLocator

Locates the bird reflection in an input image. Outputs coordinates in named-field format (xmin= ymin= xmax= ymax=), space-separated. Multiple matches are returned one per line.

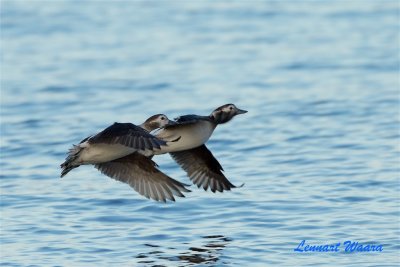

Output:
xmin=135 ymin=235 xmax=232 ymax=266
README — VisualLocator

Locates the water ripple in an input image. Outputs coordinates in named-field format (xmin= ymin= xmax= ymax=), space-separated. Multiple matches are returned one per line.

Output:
xmin=1 ymin=1 xmax=398 ymax=266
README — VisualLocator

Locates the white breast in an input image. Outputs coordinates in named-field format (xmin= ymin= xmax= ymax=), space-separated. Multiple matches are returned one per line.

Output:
xmin=77 ymin=142 xmax=154 ymax=164
xmin=155 ymin=121 xmax=216 ymax=154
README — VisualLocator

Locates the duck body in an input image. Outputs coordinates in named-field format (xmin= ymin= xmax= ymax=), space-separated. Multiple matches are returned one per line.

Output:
xmin=61 ymin=121 xmax=167 ymax=178
xmin=76 ymin=143 xmax=142 ymax=164
xmin=154 ymin=115 xmax=217 ymax=154
xmin=71 ymin=122 xmax=163 ymax=165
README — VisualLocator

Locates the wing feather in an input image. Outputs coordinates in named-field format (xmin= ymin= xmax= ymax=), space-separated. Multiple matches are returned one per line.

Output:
xmin=89 ymin=122 xmax=166 ymax=152
xmin=94 ymin=153 xmax=190 ymax=202
xmin=170 ymin=145 xmax=238 ymax=193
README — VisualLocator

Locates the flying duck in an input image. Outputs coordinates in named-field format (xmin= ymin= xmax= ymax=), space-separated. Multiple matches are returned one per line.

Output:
xmin=154 ymin=104 xmax=247 ymax=193
xmin=60 ymin=114 xmax=190 ymax=202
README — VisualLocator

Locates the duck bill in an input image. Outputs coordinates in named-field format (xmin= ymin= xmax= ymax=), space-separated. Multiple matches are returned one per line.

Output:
xmin=236 ymin=108 xmax=248 ymax=115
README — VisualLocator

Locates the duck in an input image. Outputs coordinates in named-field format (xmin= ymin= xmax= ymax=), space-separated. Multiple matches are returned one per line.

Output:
xmin=60 ymin=114 xmax=190 ymax=202
xmin=154 ymin=104 xmax=247 ymax=193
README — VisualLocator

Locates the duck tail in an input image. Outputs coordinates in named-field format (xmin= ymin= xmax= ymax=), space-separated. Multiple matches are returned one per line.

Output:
xmin=60 ymin=145 xmax=82 ymax=178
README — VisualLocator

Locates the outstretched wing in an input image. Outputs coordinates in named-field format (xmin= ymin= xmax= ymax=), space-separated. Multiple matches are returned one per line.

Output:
xmin=94 ymin=153 xmax=190 ymax=202
xmin=170 ymin=145 xmax=239 ymax=193
xmin=88 ymin=122 xmax=166 ymax=151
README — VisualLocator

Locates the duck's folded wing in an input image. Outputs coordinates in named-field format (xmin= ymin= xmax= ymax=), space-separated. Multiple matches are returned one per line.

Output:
xmin=89 ymin=122 xmax=166 ymax=151
xmin=170 ymin=145 xmax=237 ymax=193
xmin=164 ymin=115 xmax=211 ymax=129
xmin=94 ymin=153 xmax=190 ymax=202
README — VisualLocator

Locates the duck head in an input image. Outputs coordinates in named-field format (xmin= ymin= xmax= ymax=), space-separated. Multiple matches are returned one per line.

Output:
xmin=140 ymin=114 xmax=175 ymax=132
xmin=210 ymin=104 xmax=247 ymax=124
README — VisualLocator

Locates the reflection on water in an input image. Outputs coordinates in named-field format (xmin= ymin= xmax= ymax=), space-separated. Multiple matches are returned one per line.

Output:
xmin=136 ymin=235 xmax=231 ymax=266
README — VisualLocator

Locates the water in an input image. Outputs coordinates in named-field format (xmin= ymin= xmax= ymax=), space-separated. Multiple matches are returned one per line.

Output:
xmin=1 ymin=1 xmax=399 ymax=266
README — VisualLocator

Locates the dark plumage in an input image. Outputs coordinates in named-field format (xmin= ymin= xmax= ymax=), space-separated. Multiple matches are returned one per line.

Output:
xmin=95 ymin=153 xmax=190 ymax=202
xmin=170 ymin=145 xmax=237 ymax=192
xmin=88 ymin=122 xmax=166 ymax=150
xmin=164 ymin=115 xmax=212 ymax=129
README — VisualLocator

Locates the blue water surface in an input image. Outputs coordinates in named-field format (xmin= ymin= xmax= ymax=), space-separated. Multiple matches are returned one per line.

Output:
xmin=1 ymin=1 xmax=399 ymax=266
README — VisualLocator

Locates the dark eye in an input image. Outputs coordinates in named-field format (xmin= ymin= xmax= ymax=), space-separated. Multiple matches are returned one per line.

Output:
xmin=229 ymin=107 xmax=233 ymax=110
xmin=161 ymin=117 xmax=165 ymax=120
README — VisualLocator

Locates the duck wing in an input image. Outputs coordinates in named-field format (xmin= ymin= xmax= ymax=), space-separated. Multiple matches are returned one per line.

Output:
xmin=164 ymin=115 xmax=211 ymax=129
xmin=88 ymin=122 xmax=166 ymax=151
xmin=170 ymin=145 xmax=238 ymax=193
xmin=94 ymin=153 xmax=190 ymax=202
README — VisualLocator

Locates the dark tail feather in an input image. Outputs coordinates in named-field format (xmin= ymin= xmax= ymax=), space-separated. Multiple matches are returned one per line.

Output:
xmin=60 ymin=145 xmax=82 ymax=178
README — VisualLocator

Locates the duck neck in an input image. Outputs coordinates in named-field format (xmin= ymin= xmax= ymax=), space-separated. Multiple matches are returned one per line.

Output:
xmin=139 ymin=122 xmax=157 ymax=132
xmin=209 ymin=113 xmax=231 ymax=125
